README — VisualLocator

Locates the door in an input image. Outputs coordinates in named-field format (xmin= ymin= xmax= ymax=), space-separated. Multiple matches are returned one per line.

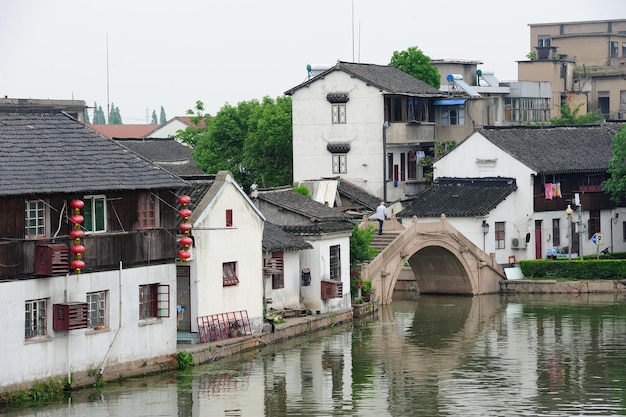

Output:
xmin=176 ymin=265 xmax=191 ymax=331
xmin=535 ymin=220 xmax=543 ymax=259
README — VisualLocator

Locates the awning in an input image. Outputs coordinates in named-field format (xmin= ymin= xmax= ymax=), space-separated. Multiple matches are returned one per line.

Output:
xmin=433 ymin=99 xmax=467 ymax=106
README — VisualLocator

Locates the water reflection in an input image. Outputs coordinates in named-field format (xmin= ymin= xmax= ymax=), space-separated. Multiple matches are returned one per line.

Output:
xmin=5 ymin=293 xmax=626 ymax=416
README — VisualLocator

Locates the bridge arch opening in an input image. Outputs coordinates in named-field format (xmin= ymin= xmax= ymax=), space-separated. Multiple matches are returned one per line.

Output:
xmin=405 ymin=245 xmax=473 ymax=295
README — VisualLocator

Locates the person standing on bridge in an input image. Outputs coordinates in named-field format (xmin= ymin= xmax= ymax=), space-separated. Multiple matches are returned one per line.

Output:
xmin=376 ymin=201 xmax=387 ymax=235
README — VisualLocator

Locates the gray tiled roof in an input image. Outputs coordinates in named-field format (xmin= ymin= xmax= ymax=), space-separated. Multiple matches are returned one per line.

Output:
xmin=115 ymin=138 xmax=209 ymax=178
xmin=478 ymin=124 xmax=619 ymax=174
xmin=255 ymin=186 xmax=354 ymax=234
xmin=262 ymin=222 xmax=313 ymax=252
xmin=334 ymin=177 xmax=381 ymax=211
xmin=285 ymin=61 xmax=443 ymax=96
xmin=398 ymin=177 xmax=517 ymax=218
xmin=0 ymin=113 xmax=189 ymax=196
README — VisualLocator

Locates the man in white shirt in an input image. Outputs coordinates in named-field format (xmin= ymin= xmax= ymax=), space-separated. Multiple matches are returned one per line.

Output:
xmin=376 ymin=201 xmax=387 ymax=235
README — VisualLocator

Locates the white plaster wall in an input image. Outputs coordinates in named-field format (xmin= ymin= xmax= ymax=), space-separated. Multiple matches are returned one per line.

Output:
xmin=192 ymin=181 xmax=264 ymax=332
xmin=298 ymin=233 xmax=352 ymax=314
xmin=0 ymin=263 xmax=176 ymax=389
xmin=146 ymin=119 xmax=189 ymax=138
xmin=265 ymin=250 xmax=304 ymax=311
xmin=291 ymin=71 xmax=386 ymax=198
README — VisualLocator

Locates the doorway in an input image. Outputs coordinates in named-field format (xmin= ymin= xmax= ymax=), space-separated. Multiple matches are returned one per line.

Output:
xmin=176 ymin=265 xmax=191 ymax=331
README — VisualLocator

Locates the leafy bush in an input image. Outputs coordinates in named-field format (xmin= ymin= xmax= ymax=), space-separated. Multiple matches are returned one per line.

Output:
xmin=177 ymin=351 xmax=194 ymax=370
xmin=520 ymin=259 xmax=626 ymax=280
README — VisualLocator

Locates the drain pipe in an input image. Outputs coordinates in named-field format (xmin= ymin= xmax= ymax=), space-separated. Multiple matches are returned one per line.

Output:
xmin=99 ymin=261 xmax=123 ymax=377
xmin=383 ymin=121 xmax=388 ymax=203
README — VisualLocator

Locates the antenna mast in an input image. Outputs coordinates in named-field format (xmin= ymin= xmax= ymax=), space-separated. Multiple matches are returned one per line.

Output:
xmin=106 ymin=34 xmax=110 ymax=124
xmin=351 ymin=1 xmax=354 ymax=62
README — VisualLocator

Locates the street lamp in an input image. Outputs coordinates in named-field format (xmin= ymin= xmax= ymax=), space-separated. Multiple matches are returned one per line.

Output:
xmin=482 ymin=220 xmax=489 ymax=251
xmin=566 ymin=204 xmax=574 ymax=260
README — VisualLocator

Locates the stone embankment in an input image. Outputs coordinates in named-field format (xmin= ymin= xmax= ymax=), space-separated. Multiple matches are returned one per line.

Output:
xmin=500 ymin=279 xmax=626 ymax=294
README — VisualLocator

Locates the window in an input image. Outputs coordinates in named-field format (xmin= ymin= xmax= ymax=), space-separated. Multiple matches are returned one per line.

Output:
xmin=385 ymin=96 xmax=404 ymax=122
xmin=495 ymin=222 xmax=505 ymax=250
xmin=400 ymin=153 xmax=406 ymax=181
xmin=406 ymin=97 xmax=433 ymax=122
xmin=332 ymin=154 xmax=347 ymax=174
xmin=504 ymin=98 xmax=551 ymax=122
xmin=226 ymin=209 xmax=233 ymax=227
xmin=25 ymin=299 xmax=47 ymax=339
xmin=552 ymin=219 xmax=560 ymax=247
xmin=83 ymin=195 xmax=107 ymax=233
xmin=137 ymin=192 xmax=157 ymax=230
xmin=329 ymin=245 xmax=341 ymax=281
xmin=25 ymin=200 xmax=46 ymax=238
xmin=387 ymin=153 xmax=394 ymax=180
xmin=87 ymin=291 xmax=107 ymax=329
xmin=139 ymin=284 xmax=170 ymax=319
xmin=538 ymin=35 xmax=551 ymax=47
xmin=622 ymin=43 xmax=626 ymax=58
xmin=223 ymin=262 xmax=239 ymax=286
xmin=407 ymin=151 xmax=417 ymax=180
xmin=440 ymin=105 xmax=465 ymax=126
xmin=588 ymin=210 xmax=600 ymax=239
xmin=611 ymin=41 xmax=619 ymax=58
xmin=266 ymin=252 xmax=284 ymax=289
xmin=623 ymin=222 xmax=626 ymax=242
xmin=331 ymin=104 xmax=346 ymax=124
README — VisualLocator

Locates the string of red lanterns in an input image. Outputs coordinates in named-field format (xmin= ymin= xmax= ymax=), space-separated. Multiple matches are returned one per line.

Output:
xmin=69 ymin=199 xmax=85 ymax=274
xmin=178 ymin=195 xmax=192 ymax=262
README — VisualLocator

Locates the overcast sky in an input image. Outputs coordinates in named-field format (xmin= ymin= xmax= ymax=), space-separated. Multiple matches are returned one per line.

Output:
xmin=0 ymin=1 xmax=620 ymax=123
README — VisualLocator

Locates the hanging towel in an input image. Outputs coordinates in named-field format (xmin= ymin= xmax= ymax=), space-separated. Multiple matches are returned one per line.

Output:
xmin=554 ymin=182 xmax=562 ymax=198
xmin=545 ymin=183 xmax=553 ymax=200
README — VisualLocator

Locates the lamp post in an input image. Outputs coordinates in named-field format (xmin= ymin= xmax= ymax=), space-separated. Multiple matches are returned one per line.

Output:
xmin=482 ymin=220 xmax=489 ymax=251
xmin=566 ymin=205 xmax=574 ymax=260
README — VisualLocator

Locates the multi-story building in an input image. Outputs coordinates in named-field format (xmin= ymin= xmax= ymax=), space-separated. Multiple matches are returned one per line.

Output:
xmin=524 ymin=19 xmax=626 ymax=120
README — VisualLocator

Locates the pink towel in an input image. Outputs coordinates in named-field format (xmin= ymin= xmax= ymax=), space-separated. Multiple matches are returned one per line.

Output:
xmin=545 ymin=183 xmax=553 ymax=200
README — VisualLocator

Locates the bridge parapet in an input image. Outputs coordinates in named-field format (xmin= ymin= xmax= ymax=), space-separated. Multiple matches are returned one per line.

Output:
xmin=361 ymin=215 xmax=506 ymax=304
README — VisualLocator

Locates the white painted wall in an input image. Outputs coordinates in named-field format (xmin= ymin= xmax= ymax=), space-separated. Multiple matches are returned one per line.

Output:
xmin=291 ymin=70 xmax=386 ymax=198
xmin=192 ymin=178 xmax=264 ymax=333
xmin=0 ymin=263 xmax=176 ymax=390
xmin=264 ymin=250 xmax=304 ymax=311
xmin=146 ymin=119 xmax=190 ymax=138
xmin=298 ymin=232 xmax=352 ymax=314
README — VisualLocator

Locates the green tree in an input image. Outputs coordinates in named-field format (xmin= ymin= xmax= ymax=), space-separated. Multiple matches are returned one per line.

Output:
xmin=602 ymin=124 xmax=626 ymax=204
xmin=243 ymin=96 xmax=293 ymax=188
xmin=549 ymin=101 xmax=603 ymax=125
xmin=84 ymin=108 xmax=90 ymax=124
xmin=92 ymin=102 xmax=106 ymax=124
xmin=419 ymin=140 xmax=457 ymax=185
xmin=176 ymin=101 xmax=212 ymax=148
xmin=151 ymin=110 xmax=158 ymax=124
xmin=159 ymin=106 xmax=167 ymax=124
xmin=389 ymin=46 xmax=440 ymax=89
xmin=108 ymin=103 xmax=122 ymax=124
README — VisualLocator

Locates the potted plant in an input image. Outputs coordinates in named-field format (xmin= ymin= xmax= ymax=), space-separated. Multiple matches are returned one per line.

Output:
xmin=361 ymin=281 xmax=372 ymax=302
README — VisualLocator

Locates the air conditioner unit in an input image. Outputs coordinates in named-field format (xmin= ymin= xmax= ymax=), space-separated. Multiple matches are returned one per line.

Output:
xmin=53 ymin=302 xmax=88 ymax=330
xmin=511 ymin=237 xmax=526 ymax=250
xmin=321 ymin=280 xmax=343 ymax=299
xmin=35 ymin=243 xmax=69 ymax=276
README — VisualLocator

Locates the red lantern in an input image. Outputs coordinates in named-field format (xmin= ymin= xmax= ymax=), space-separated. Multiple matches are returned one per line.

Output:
xmin=70 ymin=245 xmax=85 ymax=255
xmin=70 ymin=214 xmax=84 ymax=225
xmin=179 ymin=222 xmax=193 ymax=233
xmin=178 ymin=195 xmax=191 ymax=205
xmin=70 ymin=229 xmax=85 ymax=239
xmin=178 ymin=208 xmax=192 ymax=219
xmin=70 ymin=199 xmax=85 ymax=209
xmin=71 ymin=259 xmax=85 ymax=270
xmin=179 ymin=236 xmax=193 ymax=247
xmin=178 ymin=250 xmax=191 ymax=260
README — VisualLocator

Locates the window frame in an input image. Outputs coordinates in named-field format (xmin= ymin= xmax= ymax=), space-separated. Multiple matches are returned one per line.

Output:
xmin=226 ymin=209 xmax=233 ymax=227
xmin=223 ymin=262 xmax=240 ymax=287
xmin=267 ymin=252 xmax=284 ymax=289
xmin=552 ymin=219 xmax=561 ymax=247
xmin=83 ymin=194 xmax=107 ymax=234
xmin=87 ymin=290 xmax=107 ymax=329
xmin=440 ymin=105 xmax=465 ymax=126
xmin=588 ymin=210 xmax=600 ymax=239
xmin=332 ymin=154 xmax=347 ymax=174
xmin=25 ymin=199 xmax=47 ymax=238
xmin=495 ymin=222 xmax=505 ymax=250
xmin=139 ymin=284 xmax=170 ymax=320
xmin=329 ymin=245 xmax=341 ymax=281
xmin=137 ymin=192 xmax=158 ymax=230
xmin=25 ymin=298 xmax=47 ymax=339
xmin=331 ymin=103 xmax=346 ymax=124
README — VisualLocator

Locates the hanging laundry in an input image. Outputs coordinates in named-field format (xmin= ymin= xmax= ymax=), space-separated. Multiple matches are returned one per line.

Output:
xmin=545 ymin=183 xmax=553 ymax=200
xmin=554 ymin=182 xmax=562 ymax=198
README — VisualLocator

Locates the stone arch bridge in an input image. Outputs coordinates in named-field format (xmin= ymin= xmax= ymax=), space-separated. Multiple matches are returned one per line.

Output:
xmin=360 ymin=216 xmax=506 ymax=305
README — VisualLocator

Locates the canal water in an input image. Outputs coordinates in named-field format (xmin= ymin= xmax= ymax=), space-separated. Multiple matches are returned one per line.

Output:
xmin=6 ymin=292 xmax=626 ymax=417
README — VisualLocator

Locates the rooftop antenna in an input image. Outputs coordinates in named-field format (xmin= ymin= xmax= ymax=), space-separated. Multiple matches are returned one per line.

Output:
xmin=351 ymin=0 xmax=354 ymax=61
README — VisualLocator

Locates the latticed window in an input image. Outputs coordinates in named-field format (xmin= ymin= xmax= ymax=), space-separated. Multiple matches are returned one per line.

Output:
xmin=84 ymin=195 xmax=107 ymax=233
xmin=25 ymin=200 xmax=46 ymax=237
xmin=329 ymin=245 xmax=341 ymax=281
xmin=331 ymin=104 xmax=346 ymax=124
xmin=265 ymin=252 xmax=284 ymax=289
xmin=139 ymin=284 xmax=170 ymax=319
xmin=332 ymin=154 xmax=347 ymax=174
xmin=495 ymin=222 xmax=505 ymax=250
xmin=87 ymin=291 xmax=106 ymax=329
xmin=137 ymin=193 xmax=157 ymax=230
xmin=440 ymin=106 xmax=465 ymax=126
xmin=25 ymin=299 xmax=47 ymax=338
xmin=223 ymin=262 xmax=239 ymax=286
